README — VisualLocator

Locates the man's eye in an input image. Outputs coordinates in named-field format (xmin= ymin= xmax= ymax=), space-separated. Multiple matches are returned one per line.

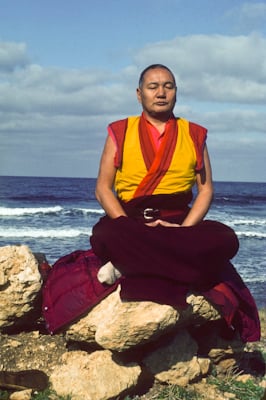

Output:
xmin=165 ymin=83 xmax=175 ymax=89
xmin=148 ymin=85 xmax=158 ymax=89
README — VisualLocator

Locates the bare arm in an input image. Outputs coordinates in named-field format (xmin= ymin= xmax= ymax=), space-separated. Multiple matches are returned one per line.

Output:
xmin=147 ymin=145 xmax=213 ymax=227
xmin=95 ymin=135 xmax=127 ymax=218
xmin=181 ymin=145 xmax=213 ymax=226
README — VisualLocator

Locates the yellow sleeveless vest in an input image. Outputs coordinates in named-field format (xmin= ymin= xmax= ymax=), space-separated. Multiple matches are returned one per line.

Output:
xmin=114 ymin=117 xmax=197 ymax=202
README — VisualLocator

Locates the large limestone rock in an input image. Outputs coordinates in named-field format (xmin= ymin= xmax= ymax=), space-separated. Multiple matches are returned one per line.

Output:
xmin=66 ymin=286 xmax=179 ymax=350
xmin=66 ymin=286 xmax=221 ymax=352
xmin=50 ymin=350 xmax=141 ymax=400
xmin=143 ymin=329 xmax=211 ymax=386
xmin=96 ymin=287 xmax=179 ymax=351
xmin=0 ymin=245 xmax=42 ymax=329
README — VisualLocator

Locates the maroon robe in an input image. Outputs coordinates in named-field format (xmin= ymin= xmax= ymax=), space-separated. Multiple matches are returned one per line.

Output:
xmin=90 ymin=209 xmax=260 ymax=343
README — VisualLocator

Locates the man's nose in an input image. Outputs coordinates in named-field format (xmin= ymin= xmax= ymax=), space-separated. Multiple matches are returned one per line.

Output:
xmin=156 ymin=85 xmax=166 ymax=96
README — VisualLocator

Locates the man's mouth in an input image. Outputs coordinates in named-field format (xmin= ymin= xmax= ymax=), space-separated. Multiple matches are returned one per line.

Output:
xmin=155 ymin=102 xmax=168 ymax=106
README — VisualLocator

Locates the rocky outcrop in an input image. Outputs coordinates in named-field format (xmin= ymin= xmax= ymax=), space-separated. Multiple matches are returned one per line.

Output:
xmin=0 ymin=245 xmax=263 ymax=400
xmin=0 ymin=245 xmax=42 ymax=329
xmin=66 ymin=286 xmax=179 ymax=349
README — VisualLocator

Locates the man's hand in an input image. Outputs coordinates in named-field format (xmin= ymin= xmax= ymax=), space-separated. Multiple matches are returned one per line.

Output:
xmin=145 ymin=219 xmax=181 ymax=227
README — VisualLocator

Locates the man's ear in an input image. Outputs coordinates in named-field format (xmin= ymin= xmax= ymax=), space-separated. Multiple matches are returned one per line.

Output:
xmin=136 ymin=87 xmax=142 ymax=103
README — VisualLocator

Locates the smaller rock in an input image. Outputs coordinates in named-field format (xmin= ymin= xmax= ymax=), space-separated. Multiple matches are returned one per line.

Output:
xmin=50 ymin=350 xmax=141 ymax=400
xmin=235 ymin=373 xmax=253 ymax=383
xmin=223 ymin=392 xmax=236 ymax=399
xmin=9 ymin=389 xmax=32 ymax=400
xmin=143 ymin=329 xmax=210 ymax=385
xmin=186 ymin=293 xmax=221 ymax=322
xmin=215 ymin=358 xmax=238 ymax=375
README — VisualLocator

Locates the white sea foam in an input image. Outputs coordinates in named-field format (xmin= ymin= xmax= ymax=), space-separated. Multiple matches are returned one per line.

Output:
xmin=0 ymin=227 xmax=92 ymax=238
xmin=235 ymin=230 xmax=266 ymax=238
xmin=242 ymin=276 xmax=266 ymax=283
xmin=213 ymin=217 xmax=266 ymax=229
xmin=232 ymin=218 xmax=266 ymax=226
xmin=73 ymin=208 xmax=105 ymax=215
xmin=0 ymin=206 xmax=105 ymax=217
xmin=0 ymin=206 xmax=63 ymax=216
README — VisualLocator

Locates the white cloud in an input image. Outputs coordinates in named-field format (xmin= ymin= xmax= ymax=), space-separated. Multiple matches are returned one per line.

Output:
xmin=0 ymin=34 xmax=265 ymax=180
xmin=134 ymin=34 xmax=266 ymax=103
xmin=192 ymin=109 xmax=266 ymax=135
xmin=0 ymin=62 xmax=138 ymax=116
xmin=0 ymin=42 xmax=29 ymax=71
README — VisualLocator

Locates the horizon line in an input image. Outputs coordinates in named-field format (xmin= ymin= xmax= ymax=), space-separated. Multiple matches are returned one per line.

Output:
xmin=0 ymin=175 xmax=265 ymax=184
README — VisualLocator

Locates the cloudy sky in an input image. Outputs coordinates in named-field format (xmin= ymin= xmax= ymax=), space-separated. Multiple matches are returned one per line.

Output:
xmin=0 ymin=0 xmax=265 ymax=182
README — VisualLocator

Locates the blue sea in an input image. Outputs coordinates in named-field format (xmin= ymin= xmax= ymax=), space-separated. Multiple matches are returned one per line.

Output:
xmin=0 ymin=176 xmax=265 ymax=308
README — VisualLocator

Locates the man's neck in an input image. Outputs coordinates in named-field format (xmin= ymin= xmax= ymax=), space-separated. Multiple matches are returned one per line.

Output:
xmin=142 ymin=111 xmax=173 ymax=133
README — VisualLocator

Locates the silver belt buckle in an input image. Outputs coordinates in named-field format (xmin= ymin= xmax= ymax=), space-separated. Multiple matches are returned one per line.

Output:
xmin=143 ymin=208 xmax=155 ymax=220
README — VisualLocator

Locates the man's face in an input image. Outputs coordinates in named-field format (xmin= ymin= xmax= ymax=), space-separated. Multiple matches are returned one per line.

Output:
xmin=136 ymin=68 xmax=177 ymax=118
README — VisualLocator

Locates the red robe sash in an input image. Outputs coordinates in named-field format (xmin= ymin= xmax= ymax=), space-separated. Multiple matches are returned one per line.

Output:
xmin=134 ymin=114 xmax=178 ymax=198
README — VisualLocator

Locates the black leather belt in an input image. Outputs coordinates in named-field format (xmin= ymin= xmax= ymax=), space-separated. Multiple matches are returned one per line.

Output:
xmin=136 ymin=207 xmax=184 ymax=221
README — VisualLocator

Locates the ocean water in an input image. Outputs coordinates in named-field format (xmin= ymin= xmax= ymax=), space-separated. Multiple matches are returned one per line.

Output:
xmin=0 ymin=176 xmax=265 ymax=308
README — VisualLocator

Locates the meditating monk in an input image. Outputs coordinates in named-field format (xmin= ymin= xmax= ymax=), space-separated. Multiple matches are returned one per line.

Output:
xmin=89 ymin=64 xmax=260 ymax=341
xmin=91 ymin=64 xmax=236 ymax=284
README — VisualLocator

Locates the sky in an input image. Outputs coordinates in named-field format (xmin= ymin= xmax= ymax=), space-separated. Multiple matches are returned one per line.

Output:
xmin=0 ymin=0 xmax=265 ymax=182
